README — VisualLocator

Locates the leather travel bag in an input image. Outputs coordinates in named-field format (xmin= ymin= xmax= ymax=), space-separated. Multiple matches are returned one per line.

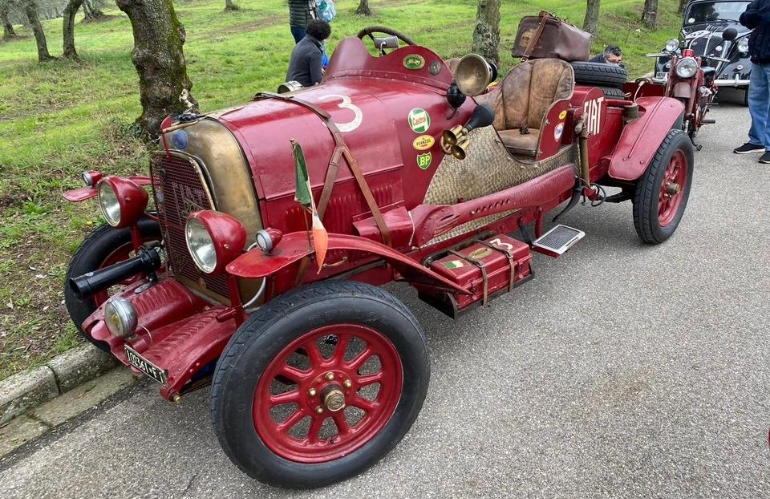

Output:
xmin=512 ymin=11 xmax=591 ymax=62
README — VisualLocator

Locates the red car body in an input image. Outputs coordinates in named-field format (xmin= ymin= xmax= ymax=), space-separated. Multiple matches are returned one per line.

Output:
xmin=63 ymin=31 xmax=693 ymax=488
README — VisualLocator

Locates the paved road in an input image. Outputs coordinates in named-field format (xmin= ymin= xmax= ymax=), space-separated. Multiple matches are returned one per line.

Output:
xmin=1 ymin=99 xmax=769 ymax=499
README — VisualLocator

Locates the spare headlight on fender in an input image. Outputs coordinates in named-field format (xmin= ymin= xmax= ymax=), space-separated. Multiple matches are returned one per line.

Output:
xmin=97 ymin=176 xmax=148 ymax=228
xmin=676 ymin=57 xmax=699 ymax=78
xmin=185 ymin=211 xmax=247 ymax=275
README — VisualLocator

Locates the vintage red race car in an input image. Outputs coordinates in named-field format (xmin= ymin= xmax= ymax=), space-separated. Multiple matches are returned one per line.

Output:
xmin=63 ymin=26 xmax=693 ymax=488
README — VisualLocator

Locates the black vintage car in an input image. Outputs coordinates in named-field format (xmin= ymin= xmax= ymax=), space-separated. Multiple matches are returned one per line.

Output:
xmin=654 ymin=0 xmax=752 ymax=103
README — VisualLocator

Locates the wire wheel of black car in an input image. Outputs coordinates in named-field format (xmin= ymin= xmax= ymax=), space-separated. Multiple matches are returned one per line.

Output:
xmin=210 ymin=280 xmax=430 ymax=489
xmin=63 ymin=218 xmax=162 ymax=351
xmin=633 ymin=129 xmax=694 ymax=244
xmin=569 ymin=61 xmax=627 ymax=89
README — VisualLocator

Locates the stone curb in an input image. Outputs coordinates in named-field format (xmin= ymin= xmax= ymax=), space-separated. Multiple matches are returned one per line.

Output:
xmin=0 ymin=344 xmax=119 ymax=427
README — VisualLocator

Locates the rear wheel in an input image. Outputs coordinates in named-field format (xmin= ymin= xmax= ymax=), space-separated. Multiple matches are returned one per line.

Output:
xmin=633 ymin=129 xmax=694 ymax=244
xmin=63 ymin=218 xmax=162 ymax=351
xmin=210 ymin=281 xmax=429 ymax=489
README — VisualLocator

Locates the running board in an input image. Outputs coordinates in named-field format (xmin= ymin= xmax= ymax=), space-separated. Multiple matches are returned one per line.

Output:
xmin=531 ymin=225 xmax=585 ymax=257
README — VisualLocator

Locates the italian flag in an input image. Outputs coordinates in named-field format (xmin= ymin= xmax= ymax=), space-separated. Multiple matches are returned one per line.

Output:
xmin=291 ymin=140 xmax=328 ymax=272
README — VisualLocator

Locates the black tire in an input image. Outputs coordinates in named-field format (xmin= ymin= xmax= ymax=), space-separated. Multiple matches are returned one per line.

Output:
xmin=63 ymin=218 xmax=162 ymax=351
xmin=633 ymin=129 xmax=694 ymax=244
xmin=598 ymin=86 xmax=626 ymax=98
xmin=570 ymin=61 xmax=627 ymax=88
xmin=210 ymin=280 xmax=430 ymax=489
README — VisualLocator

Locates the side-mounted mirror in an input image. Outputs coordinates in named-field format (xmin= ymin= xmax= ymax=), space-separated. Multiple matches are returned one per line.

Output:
xmin=722 ymin=28 xmax=738 ymax=42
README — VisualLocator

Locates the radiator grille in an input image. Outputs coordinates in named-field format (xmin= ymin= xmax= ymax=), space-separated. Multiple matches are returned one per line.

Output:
xmin=150 ymin=154 xmax=229 ymax=298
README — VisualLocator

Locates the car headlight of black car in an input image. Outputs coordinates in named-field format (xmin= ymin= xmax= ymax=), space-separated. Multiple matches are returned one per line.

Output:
xmin=676 ymin=57 xmax=699 ymax=78
xmin=666 ymin=38 xmax=680 ymax=52
xmin=737 ymin=37 xmax=749 ymax=54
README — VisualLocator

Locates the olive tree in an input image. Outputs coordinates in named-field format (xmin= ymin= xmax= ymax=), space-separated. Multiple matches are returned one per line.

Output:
xmin=117 ymin=0 xmax=198 ymax=140
xmin=472 ymin=0 xmax=500 ymax=65
xmin=356 ymin=0 xmax=370 ymax=16
xmin=642 ymin=0 xmax=658 ymax=29
xmin=1 ymin=0 xmax=17 ymax=39
xmin=23 ymin=0 xmax=54 ymax=61
xmin=583 ymin=0 xmax=601 ymax=36
xmin=62 ymin=0 xmax=83 ymax=60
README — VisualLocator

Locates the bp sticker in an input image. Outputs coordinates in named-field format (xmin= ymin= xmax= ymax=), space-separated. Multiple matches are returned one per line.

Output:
xmin=408 ymin=108 xmax=431 ymax=133
xmin=417 ymin=152 xmax=432 ymax=170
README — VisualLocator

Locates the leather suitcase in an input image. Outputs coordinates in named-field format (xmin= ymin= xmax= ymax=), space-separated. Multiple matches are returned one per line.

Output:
xmin=512 ymin=12 xmax=591 ymax=62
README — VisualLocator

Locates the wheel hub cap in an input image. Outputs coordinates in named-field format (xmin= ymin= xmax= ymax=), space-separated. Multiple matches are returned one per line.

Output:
xmin=323 ymin=386 xmax=346 ymax=412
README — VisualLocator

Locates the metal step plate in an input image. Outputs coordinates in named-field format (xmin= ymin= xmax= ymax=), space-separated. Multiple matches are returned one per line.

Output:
xmin=532 ymin=225 xmax=585 ymax=257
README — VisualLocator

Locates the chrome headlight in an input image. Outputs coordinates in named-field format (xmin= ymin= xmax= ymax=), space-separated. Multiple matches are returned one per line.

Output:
xmin=676 ymin=57 xmax=699 ymax=78
xmin=186 ymin=217 xmax=217 ymax=274
xmin=98 ymin=181 xmax=121 ymax=227
xmin=104 ymin=297 xmax=138 ymax=338
xmin=738 ymin=37 xmax=749 ymax=54
xmin=665 ymin=39 xmax=680 ymax=53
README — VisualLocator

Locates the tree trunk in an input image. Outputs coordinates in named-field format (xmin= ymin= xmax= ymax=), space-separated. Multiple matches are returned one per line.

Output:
xmin=1 ymin=0 xmax=17 ymax=40
xmin=472 ymin=0 xmax=500 ymax=66
xmin=642 ymin=0 xmax=658 ymax=30
xmin=355 ymin=0 xmax=371 ymax=16
xmin=583 ymin=0 xmax=601 ymax=36
xmin=62 ymin=0 xmax=83 ymax=60
xmin=678 ymin=0 xmax=687 ymax=14
xmin=24 ymin=0 xmax=54 ymax=62
xmin=82 ymin=0 xmax=104 ymax=20
xmin=224 ymin=0 xmax=239 ymax=11
xmin=117 ymin=0 xmax=198 ymax=141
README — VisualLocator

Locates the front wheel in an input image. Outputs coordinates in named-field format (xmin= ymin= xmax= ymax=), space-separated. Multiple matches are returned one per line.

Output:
xmin=633 ymin=129 xmax=694 ymax=244
xmin=63 ymin=218 xmax=162 ymax=351
xmin=210 ymin=281 xmax=430 ymax=489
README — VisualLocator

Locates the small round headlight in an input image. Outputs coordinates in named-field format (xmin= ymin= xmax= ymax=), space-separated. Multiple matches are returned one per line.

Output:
xmin=186 ymin=218 xmax=218 ymax=274
xmin=98 ymin=181 xmax=121 ymax=227
xmin=665 ymin=39 xmax=680 ymax=53
xmin=676 ymin=57 xmax=699 ymax=78
xmin=97 ymin=176 xmax=149 ymax=228
xmin=185 ymin=211 xmax=247 ymax=275
xmin=738 ymin=37 xmax=749 ymax=54
xmin=255 ymin=228 xmax=283 ymax=253
xmin=104 ymin=297 xmax=138 ymax=338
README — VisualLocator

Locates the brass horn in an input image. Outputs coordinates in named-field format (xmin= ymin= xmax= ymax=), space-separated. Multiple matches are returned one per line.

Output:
xmin=442 ymin=125 xmax=465 ymax=146
xmin=450 ymin=137 xmax=471 ymax=160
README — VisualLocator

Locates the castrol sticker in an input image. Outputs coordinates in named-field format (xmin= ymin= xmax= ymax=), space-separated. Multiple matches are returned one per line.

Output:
xmin=408 ymin=108 xmax=431 ymax=133
xmin=413 ymin=135 xmax=435 ymax=150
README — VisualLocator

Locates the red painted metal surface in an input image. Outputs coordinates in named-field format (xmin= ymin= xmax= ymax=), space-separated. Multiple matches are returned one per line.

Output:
xmin=253 ymin=324 xmax=402 ymax=462
xmin=608 ymin=97 xmax=685 ymax=181
xmin=63 ymin=175 xmax=153 ymax=202
xmin=659 ymin=149 xmax=688 ymax=226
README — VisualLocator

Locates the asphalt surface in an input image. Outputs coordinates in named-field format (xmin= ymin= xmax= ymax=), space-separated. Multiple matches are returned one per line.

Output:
xmin=1 ymin=97 xmax=769 ymax=499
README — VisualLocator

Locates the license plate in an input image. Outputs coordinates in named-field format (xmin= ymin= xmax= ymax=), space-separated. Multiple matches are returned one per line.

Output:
xmin=655 ymin=71 xmax=668 ymax=81
xmin=125 ymin=346 xmax=168 ymax=385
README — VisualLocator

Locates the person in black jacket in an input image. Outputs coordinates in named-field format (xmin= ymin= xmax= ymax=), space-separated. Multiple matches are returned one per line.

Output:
xmin=589 ymin=45 xmax=623 ymax=66
xmin=288 ymin=0 xmax=318 ymax=44
xmin=286 ymin=20 xmax=332 ymax=87
xmin=733 ymin=0 xmax=770 ymax=162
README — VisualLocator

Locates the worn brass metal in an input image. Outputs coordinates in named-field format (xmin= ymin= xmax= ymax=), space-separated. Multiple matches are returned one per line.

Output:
xmin=315 ymin=406 xmax=324 ymax=414
xmin=343 ymin=379 xmax=353 ymax=389
xmin=323 ymin=389 xmax=346 ymax=412
xmin=308 ymin=388 xmax=317 ymax=397
xmin=325 ymin=372 xmax=335 ymax=381
xmin=451 ymin=136 xmax=471 ymax=160
xmin=443 ymin=125 xmax=465 ymax=146
xmin=454 ymin=54 xmax=493 ymax=97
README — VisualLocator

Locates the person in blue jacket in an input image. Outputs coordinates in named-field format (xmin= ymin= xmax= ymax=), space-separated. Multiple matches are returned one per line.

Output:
xmin=733 ymin=0 xmax=770 ymax=163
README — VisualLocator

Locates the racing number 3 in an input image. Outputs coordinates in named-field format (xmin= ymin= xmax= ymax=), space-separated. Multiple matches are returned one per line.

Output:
xmin=319 ymin=94 xmax=363 ymax=133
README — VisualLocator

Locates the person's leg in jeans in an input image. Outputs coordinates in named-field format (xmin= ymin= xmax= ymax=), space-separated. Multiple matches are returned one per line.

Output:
xmin=291 ymin=26 xmax=306 ymax=44
xmin=747 ymin=62 xmax=770 ymax=148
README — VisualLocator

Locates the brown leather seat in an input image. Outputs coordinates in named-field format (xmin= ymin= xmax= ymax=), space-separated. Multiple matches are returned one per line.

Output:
xmin=477 ymin=59 xmax=574 ymax=157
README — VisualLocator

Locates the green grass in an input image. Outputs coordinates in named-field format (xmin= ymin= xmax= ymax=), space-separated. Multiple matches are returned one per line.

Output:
xmin=0 ymin=0 xmax=683 ymax=381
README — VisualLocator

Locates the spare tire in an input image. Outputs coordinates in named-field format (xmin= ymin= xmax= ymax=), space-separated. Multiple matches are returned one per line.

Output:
xmin=570 ymin=61 xmax=627 ymax=88
xmin=598 ymin=86 xmax=626 ymax=98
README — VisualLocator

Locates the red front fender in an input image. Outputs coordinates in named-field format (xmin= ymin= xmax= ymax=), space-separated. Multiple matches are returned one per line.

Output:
xmin=608 ymin=97 xmax=684 ymax=182
xmin=227 ymin=232 xmax=471 ymax=295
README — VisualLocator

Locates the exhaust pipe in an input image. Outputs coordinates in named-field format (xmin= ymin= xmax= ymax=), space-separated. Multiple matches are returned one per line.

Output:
xmin=69 ymin=247 xmax=162 ymax=301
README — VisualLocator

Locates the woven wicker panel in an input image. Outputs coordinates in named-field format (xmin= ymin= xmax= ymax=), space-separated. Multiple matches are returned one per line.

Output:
xmin=424 ymin=127 xmax=577 ymax=205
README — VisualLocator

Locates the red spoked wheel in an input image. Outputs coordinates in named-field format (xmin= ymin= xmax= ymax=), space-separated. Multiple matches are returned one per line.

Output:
xmin=210 ymin=281 xmax=429 ymax=489
xmin=658 ymin=148 xmax=688 ymax=227
xmin=255 ymin=324 xmax=403 ymax=463
xmin=633 ymin=129 xmax=694 ymax=244
xmin=64 ymin=218 xmax=162 ymax=351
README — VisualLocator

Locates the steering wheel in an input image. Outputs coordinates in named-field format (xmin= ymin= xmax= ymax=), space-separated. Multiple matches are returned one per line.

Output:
xmin=356 ymin=26 xmax=417 ymax=55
